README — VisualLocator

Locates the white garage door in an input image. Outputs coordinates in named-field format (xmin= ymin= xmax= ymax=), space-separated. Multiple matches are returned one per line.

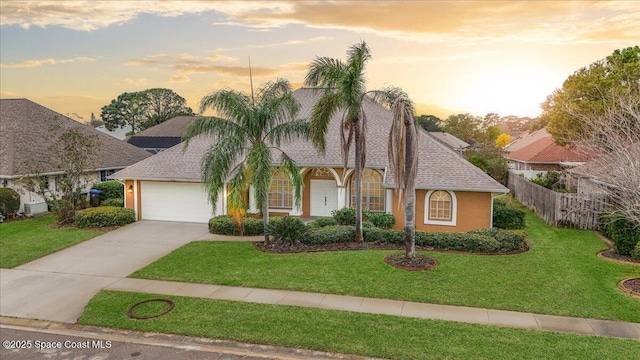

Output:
xmin=140 ymin=181 xmax=221 ymax=223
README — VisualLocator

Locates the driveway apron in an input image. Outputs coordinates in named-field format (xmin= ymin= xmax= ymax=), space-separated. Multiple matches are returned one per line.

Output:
xmin=0 ymin=221 xmax=209 ymax=323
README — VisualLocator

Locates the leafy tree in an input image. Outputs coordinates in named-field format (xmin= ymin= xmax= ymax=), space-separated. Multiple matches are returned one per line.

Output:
xmin=542 ymin=46 xmax=640 ymax=145
xmin=101 ymin=88 xmax=194 ymax=134
xmin=483 ymin=125 xmax=501 ymax=143
xmin=495 ymin=133 xmax=511 ymax=147
xmin=414 ymin=114 xmax=442 ymax=132
xmin=441 ymin=113 xmax=483 ymax=144
xmin=464 ymin=143 xmax=509 ymax=185
xmin=304 ymin=41 xmax=411 ymax=243
xmin=182 ymin=79 xmax=308 ymax=243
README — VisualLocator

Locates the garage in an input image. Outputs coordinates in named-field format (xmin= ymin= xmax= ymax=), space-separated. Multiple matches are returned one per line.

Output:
xmin=140 ymin=181 xmax=221 ymax=223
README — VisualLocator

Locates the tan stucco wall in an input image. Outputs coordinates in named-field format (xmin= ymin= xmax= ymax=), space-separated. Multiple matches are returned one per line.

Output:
xmin=125 ymin=180 xmax=134 ymax=210
xmin=393 ymin=190 xmax=492 ymax=232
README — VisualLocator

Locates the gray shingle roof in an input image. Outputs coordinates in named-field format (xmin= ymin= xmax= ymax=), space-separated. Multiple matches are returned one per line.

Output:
xmin=112 ymin=89 xmax=507 ymax=193
xmin=0 ymin=99 xmax=152 ymax=177
xmin=131 ymin=116 xmax=199 ymax=137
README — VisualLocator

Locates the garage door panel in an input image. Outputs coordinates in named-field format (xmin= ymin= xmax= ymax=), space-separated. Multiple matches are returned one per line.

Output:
xmin=141 ymin=181 xmax=219 ymax=223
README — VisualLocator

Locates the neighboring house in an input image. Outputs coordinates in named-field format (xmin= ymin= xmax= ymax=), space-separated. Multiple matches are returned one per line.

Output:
xmin=95 ymin=124 xmax=132 ymax=140
xmin=504 ymin=128 xmax=588 ymax=179
xmin=0 ymin=99 xmax=152 ymax=214
xmin=111 ymin=89 xmax=508 ymax=232
xmin=427 ymin=132 xmax=470 ymax=154
xmin=504 ymin=128 xmax=551 ymax=153
xmin=126 ymin=116 xmax=199 ymax=153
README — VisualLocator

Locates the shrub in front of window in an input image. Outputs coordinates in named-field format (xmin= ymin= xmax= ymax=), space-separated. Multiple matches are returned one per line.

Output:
xmin=315 ymin=216 xmax=339 ymax=227
xmin=242 ymin=217 xmax=264 ymax=235
xmin=368 ymin=212 xmax=396 ymax=229
xmin=600 ymin=213 xmax=640 ymax=256
xmin=101 ymin=198 xmax=124 ymax=207
xmin=0 ymin=188 xmax=21 ymax=217
xmin=208 ymin=215 xmax=240 ymax=235
xmin=331 ymin=207 xmax=371 ymax=225
xmin=363 ymin=227 xmax=403 ymax=244
xmin=92 ymin=181 xmax=124 ymax=201
xmin=303 ymin=225 xmax=355 ymax=245
xmin=492 ymin=198 xmax=526 ymax=229
xmin=266 ymin=216 xmax=307 ymax=245
xmin=75 ymin=206 xmax=135 ymax=227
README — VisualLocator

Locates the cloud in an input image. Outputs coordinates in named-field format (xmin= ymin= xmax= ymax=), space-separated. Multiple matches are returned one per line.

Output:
xmin=169 ymin=74 xmax=191 ymax=83
xmin=377 ymin=51 xmax=501 ymax=64
xmin=120 ymin=78 xmax=148 ymax=86
xmin=215 ymin=36 xmax=331 ymax=51
xmin=0 ymin=56 xmax=95 ymax=68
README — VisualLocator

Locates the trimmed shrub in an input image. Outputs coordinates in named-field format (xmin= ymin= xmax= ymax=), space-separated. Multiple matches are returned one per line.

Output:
xmin=92 ymin=181 xmax=124 ymax=201
xmin=368 ymin=213 xmax=396 ymax=229
xmin=242 ymin=217 xmax=264 ymax=236
xmin=331 ymin=207 xmax=371 ymax=225
xmin=493 ymin=198 xmax=526 ymax=229
xmin=632 ymin=242 xmax=640 ymax=262
xmin=0 ymin=188 xmax=20 ymax=216
xmin=600 ymin=214 xmax=640 ymax=256
xmin=267 ymin=216 xmax=307 ymax=245
xmin=101 ymin=198 xmax=124 ymax=207
xmin=75 ymin=206 xmax=135 ymax=228
xmin=363 ymin=227 xmax=403 ymax=244
xmin=303 ymin=225 xmax=355 ymax=245
xmin=315 ymin=217 xmax=339 ymax=227
xmin=209 ymin=215 xmax=239 ymax=235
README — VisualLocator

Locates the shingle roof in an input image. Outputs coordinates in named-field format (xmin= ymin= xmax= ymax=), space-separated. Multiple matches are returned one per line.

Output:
xmin=505 ymin=136 xmax=588 ymax=164
xmin=112 ymin=89 xmax=507 ymax=193
xmin=127 ymin=136 xmax=181 ymax=149
xmin=0 ymin=99 xmax=152 ymax=177
xmin=427 ymin=132 xmax=470 ymax=150
xmin=130 ymin=116 xmax=198 ymax=137
xmin=504 ymin=128 xmax=551 ymax=153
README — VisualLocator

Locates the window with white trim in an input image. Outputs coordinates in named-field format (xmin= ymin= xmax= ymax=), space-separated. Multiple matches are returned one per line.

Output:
xmin=350 ymin=169 xmax=385 ymax=213
xmin=424 ymin=190 xmax=457 ymax=226
xmin=100 ymin=169 xmax=116 ymax=182
xmin=268 ymin=172 xmax=293 ymax=209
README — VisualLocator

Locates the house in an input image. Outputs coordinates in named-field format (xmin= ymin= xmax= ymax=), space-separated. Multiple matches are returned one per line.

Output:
xmin=95 ymin=124 xmax=132 ymax=140
xmin=126 ymin=116 xmax=199 ymax=153
xmin=111 ymin=89 xmax=508 ymax=232
xmin=0 ymin=99 xmax=152 ymax=214
xmin=504 ymin=128 xmax=588 ymax=179
xmin=427 ymin=132 xmax=470 ymax=153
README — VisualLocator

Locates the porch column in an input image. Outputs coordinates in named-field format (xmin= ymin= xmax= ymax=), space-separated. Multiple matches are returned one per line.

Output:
xmin=337 ymin=187 xmax=347 ymax=209
xmin=247 ymin=185 xmax=258 ymax=214
xmin=385 ymin=188 xmax=393 ymax=214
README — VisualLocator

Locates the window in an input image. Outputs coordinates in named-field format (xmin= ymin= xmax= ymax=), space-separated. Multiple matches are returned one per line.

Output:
xmin=350 ymin=169 xmax=385 ymax=213
xmin=424 ymin=190 xmax=457 ymax=226
xmin=268 ymin=172 xmax=293 ymax=209
xmin=100 ymin=169 xmax=116 ymax=182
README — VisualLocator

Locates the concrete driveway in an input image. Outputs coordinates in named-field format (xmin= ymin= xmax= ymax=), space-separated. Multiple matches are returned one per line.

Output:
xmin=0 ymin=221 xmax=211 ymax=323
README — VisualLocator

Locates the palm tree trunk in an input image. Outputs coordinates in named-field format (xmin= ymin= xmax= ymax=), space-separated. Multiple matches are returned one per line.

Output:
xmin=354 ymin=122 xmax=363 ymax=243
xmin=404 ymin=125 xmax=416 ymax=258
xmin=262 ymin=198 xmax=270 ymax=243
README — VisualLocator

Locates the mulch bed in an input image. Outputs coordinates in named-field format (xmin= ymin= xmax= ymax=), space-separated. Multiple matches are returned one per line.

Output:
xmin=600 ymin=249 xmax=640 ymax=264
xmin=619 ymin=278 xmax=640 ymax=296
xmin=384 ymin=253 xmax=438 ymax=271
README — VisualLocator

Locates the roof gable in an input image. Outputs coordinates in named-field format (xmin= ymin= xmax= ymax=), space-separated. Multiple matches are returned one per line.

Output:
xmin=131 ymin=116 xmax=199 ymax=137
xmin=506 ymin=136 xmax=588 ymax=163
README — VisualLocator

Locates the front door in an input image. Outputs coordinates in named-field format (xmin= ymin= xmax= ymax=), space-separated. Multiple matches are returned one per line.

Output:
xmin=310 ymin=180 xmax=338 ymax=217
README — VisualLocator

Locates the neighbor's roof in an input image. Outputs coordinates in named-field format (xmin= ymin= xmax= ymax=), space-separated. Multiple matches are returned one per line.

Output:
xmin=0 ymin=99 xmax=152 ymax=177
xmin=569 ymin=142 xmax=640 ymax=183
xmin=95 ymin=124 xmax=132 ymax=140
xmin=112 ymin=89 xmax=507 ymax=193
xmin=127 ymin=136 xmax=182 ymax=149
xmin=505 ymin=136 xmax=589 ymax=164
xmin=129 ymin=116 xmax=199 ymax=137
xmin=504 ymin=128 xmax=551 ymax=153
xmin=427 ymin=132 xmax=470 ymax=150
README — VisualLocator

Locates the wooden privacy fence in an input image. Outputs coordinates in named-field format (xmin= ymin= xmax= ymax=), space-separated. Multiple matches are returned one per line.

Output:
xmin=507 ymin=172 xmax=611 ymax=230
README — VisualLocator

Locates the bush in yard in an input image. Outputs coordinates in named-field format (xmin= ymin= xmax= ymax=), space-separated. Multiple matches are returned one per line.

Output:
xmin=75 ymin=206 xmax=135 ymax=227
xmin=303 ymin=225 xmax=355 ymax=245
xmin=266 ymin=216 xmax=307 ymax=245
xmin=242 ymin=217 xmax=264 ymax=236
xmin=632 ymin=242 xmax=640 ymax=262
xmin=368 ymin=213 xmax=396 ymax=229
xmin=493 ymin=198 xmax=526 ymax=229
xmin=600 ymin=213 xmax=640 ymax=256
xmin=331 ymin=207 xmax=371 ymax=225
xmin=209 ymin=215 xmax=239 ymax=235
xmin=101 ymin=198 xmax=124 ymax=207
xmin=315 ymin=217 xmax=339 ymax=227
xmin=92 ymin=181 xmax=124 ymax=201
xmin=0 ymin=188 xmax=20 ymax=217
xmin=363 ymin=227 xmax=403 ymax=244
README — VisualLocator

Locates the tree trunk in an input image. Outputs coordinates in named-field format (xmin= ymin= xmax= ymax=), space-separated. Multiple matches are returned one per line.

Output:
xmin=262 ymin=198 xmax=270 ymax=243
xmin=354 ymin=123 xmax=363 ymax=243
xmin=404 ymin=125 xmax=416 ymax=258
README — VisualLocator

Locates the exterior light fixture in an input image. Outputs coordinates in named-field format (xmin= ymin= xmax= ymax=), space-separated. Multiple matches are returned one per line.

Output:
xmin=128 ymin=184 xmax=133 ymax=194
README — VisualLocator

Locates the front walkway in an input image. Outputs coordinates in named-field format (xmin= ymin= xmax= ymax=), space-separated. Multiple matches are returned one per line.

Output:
xmin=105 ymin=278 xmax=640 ymax=340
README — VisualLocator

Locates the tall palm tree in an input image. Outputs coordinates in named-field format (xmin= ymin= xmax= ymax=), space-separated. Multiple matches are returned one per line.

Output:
xmin=387 ymin=95 xmax=419 ymax=258
xmin=305 ymin=41 xmax=410 ymax=242
xmin=182 ymin=79 xmax=308 ymax=242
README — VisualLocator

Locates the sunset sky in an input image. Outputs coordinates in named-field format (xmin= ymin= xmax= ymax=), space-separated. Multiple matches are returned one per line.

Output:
xmin=1 ymin=1 xmax=638 ymax=123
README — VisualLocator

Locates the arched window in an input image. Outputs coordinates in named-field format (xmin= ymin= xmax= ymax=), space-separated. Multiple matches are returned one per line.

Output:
xmin=424 ymin=190 xmax=457 ymax=226
xmin=350 ymin=169 xmax=385 ymax=213
xmin=268 ymin=172 xmax=292 ymax=209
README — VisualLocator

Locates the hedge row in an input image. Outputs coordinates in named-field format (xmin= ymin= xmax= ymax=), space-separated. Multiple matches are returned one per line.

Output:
xmin=208 ymin=215 xmax=264 ymax=236
xmin=75 ymin=206 xmax=135 ymax=228
xmin=0 ymin=188 xmax=20 ymax=216
xmin=92 ymin=181 xmax=124 ymax=201
xmin=600 ymin=214 xmax=640 ymax=256
xmin=492 ymin=198 xmax=526 ymax=229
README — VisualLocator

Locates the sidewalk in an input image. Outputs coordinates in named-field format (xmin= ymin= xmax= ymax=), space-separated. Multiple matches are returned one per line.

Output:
xmin=105 ymin=278 xmax=640 ymax=340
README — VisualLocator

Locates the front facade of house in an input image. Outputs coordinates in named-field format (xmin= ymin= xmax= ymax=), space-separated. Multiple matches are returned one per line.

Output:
xmin=114 ymin=89 xmax=508 ymax=232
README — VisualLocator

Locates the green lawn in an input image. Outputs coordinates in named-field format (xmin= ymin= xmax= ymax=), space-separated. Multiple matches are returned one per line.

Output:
xmin=79 ymin=291 xmax=640 ymax=360
xmin=0 ymin=215 xmax=103 ymax=268
xmin=131 ymin=212 xmax=640 ymax=322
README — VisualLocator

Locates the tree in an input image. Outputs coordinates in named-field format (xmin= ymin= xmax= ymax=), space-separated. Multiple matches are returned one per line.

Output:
xmin=101 ymin=88 xmax=194 ymax=134
xmin=87 ymin=112 xmax=104 ymax=127
xmin=441 ymin=113 xmax=483 ymax=144
xmin=304 ymin=41 xmax=410 ymax=243
xmin=387 ymin=95 xmax=419 ymax=259
xmin=464 ymin=143 xmax=509 ymax=185
xmin=495 ymin=133 xmax=511 ymax=147
xmin=182 ymin=79 xmax=308 ymax=243
xmin=22 ymin=118 xmax=100 ymax=224
xmin=414 ymin=114 xmax=442 ymax=132
xmin=542 ymin=46 xmax=640 ymax=145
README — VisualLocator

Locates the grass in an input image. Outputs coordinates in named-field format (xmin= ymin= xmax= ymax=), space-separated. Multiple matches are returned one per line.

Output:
xmin=131 ymin=211 xmax=640 ymax=322
xmin=0 ymin=215 xmax=103 ymax=268
xmin=79 ymin=291 xmax=640 ymax=360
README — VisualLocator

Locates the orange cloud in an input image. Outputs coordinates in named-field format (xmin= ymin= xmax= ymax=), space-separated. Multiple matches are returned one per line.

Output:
xmin=1 ymin=56 xmax=95 ymax=68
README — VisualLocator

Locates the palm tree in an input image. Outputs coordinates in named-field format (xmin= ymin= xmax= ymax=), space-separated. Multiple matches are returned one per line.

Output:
xmin=182 ymin=79 xmax=308 ymax=242
xmin=388 ymin=95 xmax=419 ymax=258
xmin=304 ymin=41 xmax=410 ymax=242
